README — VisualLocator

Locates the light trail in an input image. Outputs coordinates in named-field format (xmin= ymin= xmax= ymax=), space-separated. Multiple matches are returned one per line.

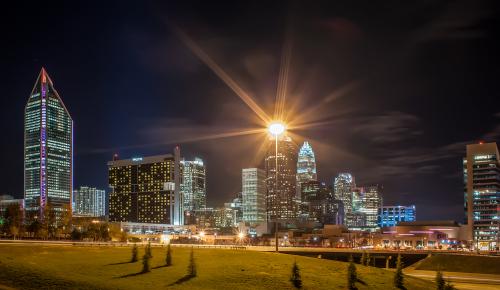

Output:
xmin=291 ymin=81 xmax=359 ymax=126
xmin=174 ymin=28 xmax=272 ymax=124
xmin=274 ymin=30 xmax=293 ymax=122
xmin=88 ymin=128 xmax=265 ymax=154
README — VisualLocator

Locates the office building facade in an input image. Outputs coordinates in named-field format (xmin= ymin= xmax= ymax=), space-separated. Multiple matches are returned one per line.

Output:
xmin=108 ymin=151 xmax=181 ymax=224
xmin=378 ymin=205 xmax=416 ymax=227
xmin=464 ymin=142 xmax=500 ymax=250
xmin=334 ymin=173 xmax=355 ymax=224
xmin=301 ymin=181 xmax=343 ymax=225
xmin=242 ymin=168 xmax=266 ymax=225
xmin=73 ymin=186 xmax=105 ymax=217
xmin=181 ymin=158 xmax=206 ymax=212
xmin=24 ymin=68 xmax=73 ymax=222
xmin=359 ymin=185 xmax=383 ymax=229
xmin=265 ymin=136 xmax=299 ymax=222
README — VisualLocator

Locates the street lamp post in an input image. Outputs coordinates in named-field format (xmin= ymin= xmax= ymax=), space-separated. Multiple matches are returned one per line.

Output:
xmin=268 ymin=121 xmax=286 ymax=253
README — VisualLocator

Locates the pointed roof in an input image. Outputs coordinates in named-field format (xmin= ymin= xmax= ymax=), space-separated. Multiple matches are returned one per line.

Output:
xmin=299 ymin=141 xmax=315 ymax=158
xmin=26 ymin=67 xmax=72 ymax=120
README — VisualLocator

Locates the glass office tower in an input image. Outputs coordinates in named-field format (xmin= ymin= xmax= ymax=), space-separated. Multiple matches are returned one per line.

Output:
xmin=24 ymin=68 xmax=73 ymax=221
xmin=464 ymin=142 xmax=500 ymax=250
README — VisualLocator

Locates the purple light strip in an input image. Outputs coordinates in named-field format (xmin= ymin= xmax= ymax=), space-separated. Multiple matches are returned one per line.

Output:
xmin=40 ymin=77 xmax=47 ymax=214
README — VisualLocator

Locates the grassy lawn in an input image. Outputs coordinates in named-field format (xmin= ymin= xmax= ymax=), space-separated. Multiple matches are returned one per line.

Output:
xmin=0 ymin=244 xmax=433 ymax=290
xmin=415 ymin=254 xmax=500 ymax=274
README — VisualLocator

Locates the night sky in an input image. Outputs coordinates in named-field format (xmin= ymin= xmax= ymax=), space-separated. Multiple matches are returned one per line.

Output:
xmin=2 ymin=1 xmax=500 ymax=222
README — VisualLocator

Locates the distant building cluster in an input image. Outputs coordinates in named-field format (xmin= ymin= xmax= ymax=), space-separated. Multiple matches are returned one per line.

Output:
xmin=0 ymin=68 xmax=495 ymax=251
xmin=73 ymin=186 xmax=105 ymax=217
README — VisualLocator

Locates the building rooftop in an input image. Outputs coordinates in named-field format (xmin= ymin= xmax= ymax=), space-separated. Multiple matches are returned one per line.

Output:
xmin=398 ymin=220 xmax=460 ymax=227
xmin=108 ymin=154 xmax=174 ymax=166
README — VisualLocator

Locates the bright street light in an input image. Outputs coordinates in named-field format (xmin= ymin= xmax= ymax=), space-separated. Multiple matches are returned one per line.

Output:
xmin=268 ymin=121 xmax=286 ymax=136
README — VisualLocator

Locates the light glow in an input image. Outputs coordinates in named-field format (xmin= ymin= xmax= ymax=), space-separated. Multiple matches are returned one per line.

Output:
xmin=268 ymin=121 xmax=286 ymax=136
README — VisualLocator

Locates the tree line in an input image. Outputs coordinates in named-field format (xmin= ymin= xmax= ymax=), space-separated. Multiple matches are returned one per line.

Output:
xmin=0 ymin=203 xmax=126 ymax=241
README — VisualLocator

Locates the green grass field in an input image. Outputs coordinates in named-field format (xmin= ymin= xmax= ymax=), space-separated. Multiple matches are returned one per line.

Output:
xmin=415 ymin=254 xmax=500 ymax=274
xmin=0 ymin=244 xmax=434 ymax=289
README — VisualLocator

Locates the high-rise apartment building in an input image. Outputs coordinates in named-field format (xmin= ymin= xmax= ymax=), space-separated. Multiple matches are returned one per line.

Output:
xmin=334 ymin=173 xmax=355 ymax=224
xmin=378 ymin=205 xmax=416 ymax=227
xmin=464 ymin=142 xmax=500 ymax=250
xmin=108 ymin=150 xmax=181 ymax=225
xmin=24 ymin=68 xmax=73 ymax=222
xmin=265 ymin=136 xmax=299 ymax=222
xmin=242 ymin=168 xmax=266 ymax=225
xmin=73 ymin=186 xmax=105 ymax=217
xmin=181 ymin=158 xmax=206 ymax=212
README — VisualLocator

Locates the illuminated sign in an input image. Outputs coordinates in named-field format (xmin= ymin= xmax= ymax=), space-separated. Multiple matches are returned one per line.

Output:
xmin=132 ymin=157 xmax=143 ymax=162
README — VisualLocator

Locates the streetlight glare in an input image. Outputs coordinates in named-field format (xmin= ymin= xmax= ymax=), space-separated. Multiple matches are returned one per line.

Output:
xmin=268 ymin=121 xmax=286 ymax=136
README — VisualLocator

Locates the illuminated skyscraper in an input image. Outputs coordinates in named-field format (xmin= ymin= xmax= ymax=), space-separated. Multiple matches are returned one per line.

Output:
xmin=24 ymin=68 xmax=73 ymax=221
xmin=464 ymin=142 xmax=500 ymax=250
xmin=73 ymin=186 xmax=105 ymax=217
xmin=301 ymin=181 xmax=343 ymax=225
xmin=297 ymin=141 xmax=317 ymax=183
xmin=242 ymin=168 xmax=266 ymax=225
xmin=265 ymin=136 xmax=299 ymax=222
xmin=181 ymin=158 xmax=206 ymax=212
xmin=334 ymin=173 xmax=355 ymax=224
xmin=108 ymin=151 xmax=181 ymax=224
xmin=359 ymin=185 xmax=383 ymax=229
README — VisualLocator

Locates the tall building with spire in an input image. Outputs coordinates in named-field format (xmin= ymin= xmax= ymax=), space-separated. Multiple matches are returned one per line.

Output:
xmin=24 ymin=68 xmax=73 ymax=221
xmin=265 ymin=135 xmax=299 ymax=223
xmin=297 ymin=141 xmax=317 ymax=183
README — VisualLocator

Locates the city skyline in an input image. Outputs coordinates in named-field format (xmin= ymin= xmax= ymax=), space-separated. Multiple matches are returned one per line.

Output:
xmin=2 ymin=1 xmax=500 ymax=222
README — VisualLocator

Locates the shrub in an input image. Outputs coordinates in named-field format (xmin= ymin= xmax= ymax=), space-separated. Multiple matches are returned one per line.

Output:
xmin=394 ymin=254 xmax=404 ymax=289
xmin=142 ymin=252 xmax=150 ymax=273
xmin=131 ymin=244 xmax=138 ymax=263
xmin=187 ymin=247 xmax=197 ymax=277
xmin=347 ymin=255 xmax=357 ymax=290
xmin=290 ymin=261 xmax=302 ymax=289
xmin=166 ymin=243 xmax=172 ymax=266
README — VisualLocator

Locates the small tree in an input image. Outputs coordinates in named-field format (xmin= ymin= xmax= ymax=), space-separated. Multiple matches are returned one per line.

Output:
xmin=347 ymin=255 xmax=357 ymax=290
xmin=131 ymin=244 xmax=138 ymax=263
xmin=142 ymin=252 xmax=151 ymax=273
xmin=360 ymin=252 xmax=366 ymax=265
xmin=366 ymin=252 xmax=371 ymax=266
xmin=436 ymin=270 xmax=445 ymax=290
xmin=146 ymin=241 xmax=152 ymax=258
xmin=187 ymin=247 xmax=197 ymax=277
xmin=290 ymin=261 xmax=302 ymax=289
xmin=9 ymin=225 xmax=19 ymax=240
xmin=444 ymin=282 xmax=457 ymax=290
xmin=166 ymin=243 xmax=172 ymax=266
xmin=394 ymin=254 xmax=404 ymax=289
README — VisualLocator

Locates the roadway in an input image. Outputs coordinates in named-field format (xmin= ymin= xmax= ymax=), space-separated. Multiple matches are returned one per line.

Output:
xmin=404 ymin=268 xmax=500 ymax=290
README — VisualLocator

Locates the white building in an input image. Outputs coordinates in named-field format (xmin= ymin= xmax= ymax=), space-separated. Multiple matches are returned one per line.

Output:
xmin=73 ymin=186 xmax=105 ymax=217
xmin=242 ymin=168 xmax=266 ymax=225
